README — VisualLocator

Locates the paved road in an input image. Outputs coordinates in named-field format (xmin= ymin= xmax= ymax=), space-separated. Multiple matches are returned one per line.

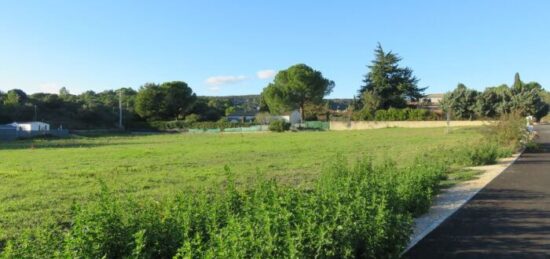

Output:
xmin=404 ymin=125 xmax=550 ymax=259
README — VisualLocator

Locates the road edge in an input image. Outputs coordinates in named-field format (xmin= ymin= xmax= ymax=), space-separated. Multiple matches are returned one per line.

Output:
xmin=401 ymin=150 xmax=524 ymax=255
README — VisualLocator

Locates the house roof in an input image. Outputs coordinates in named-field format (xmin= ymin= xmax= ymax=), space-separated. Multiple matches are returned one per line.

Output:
xmin=426 ymin=93 xmax=444 ymax=98
xmin=11 ymin=121 xmax=49 ymax=125
xmin=227 ymin=112 xmax=257 ymax=117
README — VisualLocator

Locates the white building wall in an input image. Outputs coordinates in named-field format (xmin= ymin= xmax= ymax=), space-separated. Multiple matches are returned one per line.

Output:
xmin=11 ymin=122 xmax=50 ymax=132
xmin=289 ymin=110 xmax=302 ymax=124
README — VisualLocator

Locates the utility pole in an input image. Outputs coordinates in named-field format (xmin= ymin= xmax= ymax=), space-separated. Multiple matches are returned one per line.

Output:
xmin=446 ymin=109 xmax=451 ymax=134
xmin=33 ymin=105 xmax=37 ymax=121
xmin=118 ymin=91 xmax=123 ymax=129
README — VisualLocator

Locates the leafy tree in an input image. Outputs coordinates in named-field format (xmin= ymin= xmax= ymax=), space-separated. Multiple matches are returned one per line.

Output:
xmin=160 ymin=81 xmax=197 ymax=120
xmin=512 ymin=72 xmax=523 ymax=92
xmin=189 ymin=97 xmax=222 ymax=121
xmin=476 ymin=85 xmax=512 ymax=118
xmin=258 ymin=94 xmax=270 ymax=112
xmin=509 ymin=74 xmax=548 ymax=119
xmin=358 ymin=90 xmax=381 ymax=119
xmin=359 ymin=43 xmax=426 ymax=109
xmin=0 ymin=91 xmax=7 ymax=123
xmin=541 ymin=90 xmax=550 ymax=106
xmin=135 ymin=81 xmax=196 ymax=120
xmin=261 ymin=64 xmax=334 ymax=119
xmin=4 ymin=89 xmax=27 ymax=106
xmin=471 ymin=74 xmax=548 ymax=120
xmin=184 ymin=113 xmax=200 ymax=123
xmin=224 ymin=106 xmax=236 ymax=116
xmin=510 ymin=89 xmax=548 ymax=120
xmin=441 ymin=84 xmax=479 ymax=120
xmin=135 ymin=83 xmax=166 ymax=120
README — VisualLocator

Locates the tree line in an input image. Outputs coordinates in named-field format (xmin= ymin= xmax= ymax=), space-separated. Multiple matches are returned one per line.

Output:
xmin=441 ymin=73 xmax=549 ymax=120
xmin=1 ymin=43 xmax=548 ymax=129
xmin=0 ymin=85 xmax=258 ymax=129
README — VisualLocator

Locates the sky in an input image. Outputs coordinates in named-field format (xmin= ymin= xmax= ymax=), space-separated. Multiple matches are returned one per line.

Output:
xmin=1 ymin=0 xmax=549 ymax=98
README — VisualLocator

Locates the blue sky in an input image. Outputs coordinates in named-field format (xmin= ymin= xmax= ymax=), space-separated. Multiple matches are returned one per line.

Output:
xmin=1 ymin=0 xmax=549 ymax=98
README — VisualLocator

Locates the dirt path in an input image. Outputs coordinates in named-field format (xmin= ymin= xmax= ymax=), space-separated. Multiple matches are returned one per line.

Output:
xmin=404 ymin=125 xmax=550 ymax=258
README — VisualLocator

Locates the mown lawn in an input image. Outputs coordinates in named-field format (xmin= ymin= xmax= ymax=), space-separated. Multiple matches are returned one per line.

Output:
xmin=0 ymin=127 xmax=482 ymax=241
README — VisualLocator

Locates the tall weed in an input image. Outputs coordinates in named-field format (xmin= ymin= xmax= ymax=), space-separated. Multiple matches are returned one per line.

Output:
xmin=1 ymin=157 xmax=450 ymax=258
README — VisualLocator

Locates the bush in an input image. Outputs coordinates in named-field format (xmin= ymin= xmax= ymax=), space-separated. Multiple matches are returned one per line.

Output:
xmin=406 ymin=108 xmax=430 ymax=121
xmin=268 ymin=120 xmax=290 ymax=132
xmin=387 ymin=107 xmax=407 ymax=121
xmin=464 ymin=143 xmax=499 ymax=166
xmin=484 ymin=112 xmax=527 ymax=150
xmin=352 ymin=108 xmax=374 ymax=121
xmin=184 ymin=114 xmax=200 ymax=124
xmin=147 ymin=120 xmax=256 ymax=131
xmin=525 ymin=140 xmax=542 ymax=152
xmin=371 ymin=108 xmax=432 ymax=121
xmin=2 ymin=156 xmax=448 ymax=258
xmin=374 ymin=110 xmax=388 ymax=121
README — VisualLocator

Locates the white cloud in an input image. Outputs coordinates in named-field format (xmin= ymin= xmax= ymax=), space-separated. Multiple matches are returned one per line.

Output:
xmin=205 ymin=75 xmax=247 ymax=86
xmin=256 ymin=69 xmax=276 ymax=79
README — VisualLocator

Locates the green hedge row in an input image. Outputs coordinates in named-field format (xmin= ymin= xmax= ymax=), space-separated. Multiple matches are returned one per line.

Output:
xmin=148 ymin=120 xmax=257 ymax=131
xmin=353 ymin=108 xmax=438 ymax=121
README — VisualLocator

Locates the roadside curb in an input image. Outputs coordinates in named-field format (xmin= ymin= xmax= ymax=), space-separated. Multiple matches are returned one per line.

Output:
xmin=401 ymin=150 xmax=524 ymax=255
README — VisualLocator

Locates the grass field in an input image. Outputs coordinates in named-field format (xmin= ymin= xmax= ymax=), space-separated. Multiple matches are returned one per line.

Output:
xmin=0 ymin=127 xmax=483 ymax=242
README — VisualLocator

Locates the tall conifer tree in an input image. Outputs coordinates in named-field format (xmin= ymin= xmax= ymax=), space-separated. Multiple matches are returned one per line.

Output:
xmin=359 ymin=43 xmax=426 ymax=109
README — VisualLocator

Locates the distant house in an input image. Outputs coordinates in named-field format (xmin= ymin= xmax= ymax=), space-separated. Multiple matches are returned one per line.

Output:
xmin=252 ymin=110 xmax=303 ymax=125
xmin=9 ymin=121 xmax=50 ymax=132
xmin=423 ymin=93 xmax=444 ymax=106
xmin=286 ymin=110 xmax=302 ymax=124
xmin=0 ymin=121 xmax=67 ymax=140
xmin=271 ymin=110 xmax=302 ymax=125
xmin=227 ymin=112 xmax=257 ymax=123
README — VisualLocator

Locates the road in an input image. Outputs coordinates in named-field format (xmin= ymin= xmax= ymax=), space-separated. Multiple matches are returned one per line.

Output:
xmin=404 ymin=125 xmax=550 ymax=258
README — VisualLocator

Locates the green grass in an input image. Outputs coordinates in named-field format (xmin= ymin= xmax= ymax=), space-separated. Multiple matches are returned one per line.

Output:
xmin=0 ymin=127 xmax=482 ymax=242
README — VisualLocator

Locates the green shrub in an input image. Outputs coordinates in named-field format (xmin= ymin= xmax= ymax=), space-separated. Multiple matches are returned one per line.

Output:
xmin=406 ymin=108 xmax=429 ymax=121
xmin=147 ymin=120 xmax=255 ymax=131
xmin=525 ymin=140 xmax=542 ymax=152
xmin=1 ymin=156 xmax=451 ymax=258
xmin=484 ymin=112 xmax=527 ymax=150
xmin=464 ymin=143 xmax=499 ymax=166
xmin=374 ymin=110 xmax=388 ymax=121
xmin=268 ymin=120 xmax=290 ymax=132
xmin=387 ymin=108 xmax=407 ymax=121
xmin=372 ymin=108 xmax=432 ymax=121
xmin=352 ymin=108 xmax=374 ymax=121
xmin=184 ymin=114 xmax=200 ymax=124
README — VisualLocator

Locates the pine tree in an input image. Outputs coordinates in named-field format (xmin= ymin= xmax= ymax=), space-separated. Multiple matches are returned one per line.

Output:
xmin=359 ymin=43 xmax=426 ymax=109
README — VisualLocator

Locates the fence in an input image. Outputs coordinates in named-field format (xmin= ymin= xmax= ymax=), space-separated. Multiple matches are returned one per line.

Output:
xmin=300 ymin=121 xmax=330 ymax=130
xmin=0 ymin=129 xmax=70 ymax=141
xmin=187 ymin=125 xmax=270 ymax=133
xmin=329 ymin=120 xmax=493 ymax=131
xmin=186 ymin=123 xmax=330 ymax=133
